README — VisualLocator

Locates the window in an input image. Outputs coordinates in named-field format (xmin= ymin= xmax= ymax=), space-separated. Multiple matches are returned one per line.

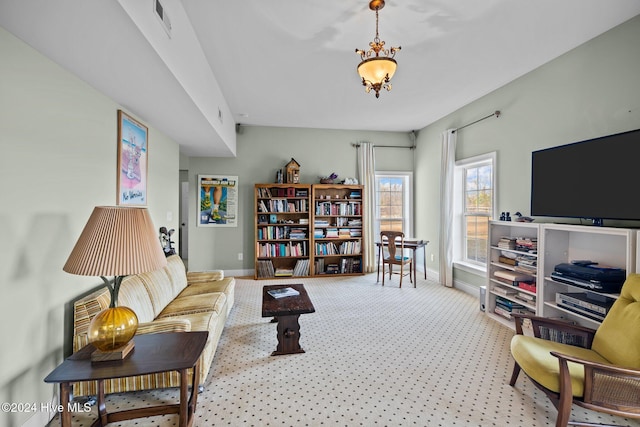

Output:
xmin=375 ymin=173 xmax=413 ymax=237
xmin=454 ymin=153 xmax=496 ymax=268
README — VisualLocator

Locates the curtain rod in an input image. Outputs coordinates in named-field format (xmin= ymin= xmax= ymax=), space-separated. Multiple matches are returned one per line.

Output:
xmin=351 ymin=143 xmax=415 ymax=149
xmin=453 ymin=110 xmax=501 ymax=133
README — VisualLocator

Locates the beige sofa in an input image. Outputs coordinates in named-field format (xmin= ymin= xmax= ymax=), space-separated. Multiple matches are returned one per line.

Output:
xmin=72 ymin=255 xmax=234 ymax=396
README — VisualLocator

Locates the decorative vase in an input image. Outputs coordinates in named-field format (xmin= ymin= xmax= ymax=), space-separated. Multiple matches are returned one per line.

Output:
xmin=88 ymin=306 xmax=138 ymax=352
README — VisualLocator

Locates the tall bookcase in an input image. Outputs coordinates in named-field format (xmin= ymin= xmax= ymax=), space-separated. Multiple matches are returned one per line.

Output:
xmin=311 ymin=184 xmax=364 ymax=276
xmin=254 ymin=184 xmax=311 ymax=279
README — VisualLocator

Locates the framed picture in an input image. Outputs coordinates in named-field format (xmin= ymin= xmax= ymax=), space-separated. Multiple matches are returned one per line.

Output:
xmin=197 ymin=175 xmax=238 ymax=227
xmin=117 ymin=110 xmax=148 ymax=205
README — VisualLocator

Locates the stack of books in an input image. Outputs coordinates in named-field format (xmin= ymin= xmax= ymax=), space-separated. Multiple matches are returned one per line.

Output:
xmin=498 ymin=237 xmax=516 ymax=250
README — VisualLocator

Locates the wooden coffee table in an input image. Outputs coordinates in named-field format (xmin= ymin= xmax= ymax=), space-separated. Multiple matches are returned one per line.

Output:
xmin=44 ymin=331 xmax=208 ymax=427
xmin=262 ymin=284 xmax=315 ymax=356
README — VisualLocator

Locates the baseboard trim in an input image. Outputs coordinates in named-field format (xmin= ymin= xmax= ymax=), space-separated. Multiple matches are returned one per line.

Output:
xmin=453 ymin=278 xmax=481 ymax=298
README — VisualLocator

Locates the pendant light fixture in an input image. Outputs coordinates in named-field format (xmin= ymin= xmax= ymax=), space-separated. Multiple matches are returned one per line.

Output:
xmin=355 ymin=0 xmax=401 ymax=98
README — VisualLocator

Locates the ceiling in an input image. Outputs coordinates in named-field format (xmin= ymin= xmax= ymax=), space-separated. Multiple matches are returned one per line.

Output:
xmin=1 ymin=1 xmax=639 ymax=157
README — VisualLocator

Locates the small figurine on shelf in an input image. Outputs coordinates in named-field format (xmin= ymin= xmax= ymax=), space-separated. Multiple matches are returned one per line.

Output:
xmin=514 ymin=212 xmax=534 ymax=222
xmin=319 ymin=172 xmax=338 ymax=184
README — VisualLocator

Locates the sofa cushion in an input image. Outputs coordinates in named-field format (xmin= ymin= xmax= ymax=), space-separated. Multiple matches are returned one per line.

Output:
xmin=157 ymin=292 xmax=227 ymax=318
xmin=118 ymin=275 xmax=155 ymax=323
xmin=591 ymin=274 xmax=640 ymax=369
xmin=179 ymin=278 xmax=234 ymax=297
xmin=164 ymin=255 xmax=188 ymax=295
xmin=511 ymin=334 xmax=611 ymax=397
xmin=136 ymin=268 xmax=176 ymax=317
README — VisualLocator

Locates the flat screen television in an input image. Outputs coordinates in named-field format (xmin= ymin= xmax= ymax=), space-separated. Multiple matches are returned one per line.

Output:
xmin=530 ymin=128 xmax=640 ymax=225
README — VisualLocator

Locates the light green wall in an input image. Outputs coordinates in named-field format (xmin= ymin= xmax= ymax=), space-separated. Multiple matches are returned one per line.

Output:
xmin=0 ymin=27 xmax=180 ymax=427
xmin=185 ymin=125 xmax=413 ymax=271
xmin=414 ymin=15 xmax=640 ymax=287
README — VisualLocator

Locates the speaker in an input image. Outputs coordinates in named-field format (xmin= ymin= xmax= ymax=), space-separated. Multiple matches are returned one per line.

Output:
xmin=479 ymin=286 xmax=486 ymax=312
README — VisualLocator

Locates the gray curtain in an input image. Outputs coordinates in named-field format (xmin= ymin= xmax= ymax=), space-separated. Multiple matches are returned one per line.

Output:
xmin=439 ymin=130 xmax=456 ymax=287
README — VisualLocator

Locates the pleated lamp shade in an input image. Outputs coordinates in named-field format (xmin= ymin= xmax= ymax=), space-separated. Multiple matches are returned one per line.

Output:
xmin=64 ymin=206 xmax=167 ymax=277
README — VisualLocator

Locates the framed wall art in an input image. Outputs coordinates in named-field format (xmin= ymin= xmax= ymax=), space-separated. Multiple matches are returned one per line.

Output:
xmin=197 ymin=175 xmax=238 ymax=227
xmin=117 ymin=110 xmax=148 ymax=205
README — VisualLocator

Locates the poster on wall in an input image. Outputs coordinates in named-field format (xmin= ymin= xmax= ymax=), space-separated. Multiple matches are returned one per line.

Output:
xmin=197 ymin=175 xmax=238 ymax=227
xmin=116 ymin=110 xmax=148 ymax=205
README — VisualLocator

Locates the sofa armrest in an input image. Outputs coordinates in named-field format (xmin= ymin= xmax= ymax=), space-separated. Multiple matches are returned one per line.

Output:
xmin=136 ymin=318 xmax=192 ymax=334
xmin=512 ymin=313 xmax=597 ymax=348
xmin=187 ymin=270 xmax=224 ymax=283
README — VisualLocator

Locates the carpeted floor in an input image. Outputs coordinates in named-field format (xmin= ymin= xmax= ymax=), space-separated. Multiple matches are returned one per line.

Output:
xmin=53 ymin=274 xmax=640 ymax=426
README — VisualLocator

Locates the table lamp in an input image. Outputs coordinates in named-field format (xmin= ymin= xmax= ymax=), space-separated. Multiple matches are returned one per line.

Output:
xmin=63 ymin=206 xmax=167 ymax=361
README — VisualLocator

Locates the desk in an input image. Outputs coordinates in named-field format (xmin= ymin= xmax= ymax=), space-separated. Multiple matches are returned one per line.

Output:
xmin=262 ymin=284 xmax=315 ymax=356
xmin=44 ymin=331 xmax=207 ymax=427
xmin=376 ymin=239 xmax=429 ymax=285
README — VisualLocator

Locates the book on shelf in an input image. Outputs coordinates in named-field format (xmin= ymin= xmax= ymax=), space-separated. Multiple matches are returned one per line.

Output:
xmin=267 ymin=287 xmax=301 ymax=299
xmin=274 ymin=268 xmax=294 ymax=277
xmin=498 ymin=255 xmax=517 ymax=266
xmin=494 ymin=270 xmax=534 ymax=283
xmin=492 ymin=286 xmax=518 ymax=296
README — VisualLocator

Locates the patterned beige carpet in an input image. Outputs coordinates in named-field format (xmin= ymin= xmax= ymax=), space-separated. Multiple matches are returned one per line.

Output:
xmin=54 ymin=274 xmax=639 ymax=426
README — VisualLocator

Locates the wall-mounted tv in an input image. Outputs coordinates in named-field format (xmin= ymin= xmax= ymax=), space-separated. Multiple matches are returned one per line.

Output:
xmin=531 ymin=128 xmax=640 ymax=225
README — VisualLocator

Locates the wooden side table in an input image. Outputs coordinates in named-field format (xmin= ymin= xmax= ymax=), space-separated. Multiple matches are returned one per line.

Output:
xmin=44 ymin=331 xmax=208 ymax=427
xmin=262 ymin=284 xmax=315 ymax=356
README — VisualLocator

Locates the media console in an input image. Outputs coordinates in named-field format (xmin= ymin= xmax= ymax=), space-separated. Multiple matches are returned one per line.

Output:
xmin=486 ymin=221 xmax=636 ymax=330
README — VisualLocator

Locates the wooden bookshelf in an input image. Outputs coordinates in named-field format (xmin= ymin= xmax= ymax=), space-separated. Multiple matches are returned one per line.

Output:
xmin=254 ymin=183 xmax=365 ymax=279
xmin=311 ymin=184 xmax=364 ymax=276
xmin=254 ymin=184 xmax=312 ymax=279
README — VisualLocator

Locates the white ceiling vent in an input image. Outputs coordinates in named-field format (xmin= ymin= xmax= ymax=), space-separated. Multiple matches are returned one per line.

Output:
xmin=154 ymin=0 xmax=172 ymax=38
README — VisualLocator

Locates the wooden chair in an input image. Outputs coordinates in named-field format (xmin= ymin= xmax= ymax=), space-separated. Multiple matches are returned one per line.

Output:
xmin=509 ymin=274 xmax=640 ymax=427
xmin=380 ymin=231 xmax=413 ymax=288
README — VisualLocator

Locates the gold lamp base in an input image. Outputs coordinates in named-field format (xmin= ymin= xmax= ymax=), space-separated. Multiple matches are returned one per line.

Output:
xmin=88 ymin=306 xmax=138 ymax=362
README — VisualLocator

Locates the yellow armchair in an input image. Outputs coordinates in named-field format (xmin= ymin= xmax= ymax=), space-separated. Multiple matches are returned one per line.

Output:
xmin=510 ymin=274 xmax=640 ymax=427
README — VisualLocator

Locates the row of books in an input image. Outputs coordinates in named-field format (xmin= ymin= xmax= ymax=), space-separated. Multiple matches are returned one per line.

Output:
xmin=338 ymin=240 xmax=361 ymax=255
xmin=256 ymin=260 xmax=275 ymax=278
xmin=492 ymin=286 xmax=536 ymax=306
xmin=257 ymin=226 xmax=308 ymax=240
xmin=493 ymin=296 xmax=534 ymax=320
xmin=293 ymin=259 xmax=310 ymax=276
xmin=336 ymin=217 xmax=362 ymax=227
xmin=497 ymin=236 xmax=538 ymax=253
xmin=257 ymin=187 xmax=308 ymax=198
xmin=313 ymin=228 xmax=362 ymax=238
xmin=315 ymin=242 xmax=339 ymax=255
xmin=259 ymin=199 xmax=308 ymax=213
xmin=257 ymin=241 xmax=308 ymax=257
xmin=256 ymin=259 xmax=311 ymax=278
xmin=498 ymin=253 xmax=537 ymax=275
xmin=493 ymin=270 xmax=536 ymax=292
xmin=315 ymin=201 xmax=361 ymax=216
xmin=315 ymin=258 xmax=362 ymax=274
